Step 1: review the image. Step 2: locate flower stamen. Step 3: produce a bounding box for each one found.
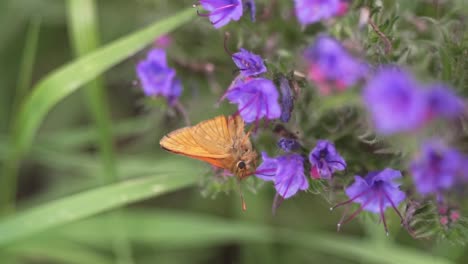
[382,189,404,223]
[330,190,367,211]
[197,3,237,17]
[379,192,389,236]
[338,198,373,230]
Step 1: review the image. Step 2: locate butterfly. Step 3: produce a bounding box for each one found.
[160,114,258,178]
[159,115,258,209]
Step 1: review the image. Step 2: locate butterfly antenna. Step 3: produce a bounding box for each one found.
[236,178,247,211]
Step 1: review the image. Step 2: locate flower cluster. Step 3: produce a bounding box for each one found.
[256,139,346,199]
[199,0,353,28]
[231,48,267,77]
[303,35,368,95]
[223,48,282,125]
[332,169,406,234]
[363,66,464,135]
[137,1,468,239]
[309,140,346,180]
[410,141,468,197]
[438,206,461,228]
[294,0,350,26]
[256,152,309,199]
[136,48,183,105]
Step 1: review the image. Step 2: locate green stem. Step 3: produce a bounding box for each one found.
[14,17,41,110]
[66,0,133,263]
[0,17,41,215]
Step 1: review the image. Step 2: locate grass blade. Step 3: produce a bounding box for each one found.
[56,210,453,264]
[13,16,41,115]
[50,210,451,264]
[0,166,202,246]
[66,0,134,263]
[5,239,113,264]
[13,7,194,157]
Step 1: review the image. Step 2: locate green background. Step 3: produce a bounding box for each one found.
[0,0,467,263]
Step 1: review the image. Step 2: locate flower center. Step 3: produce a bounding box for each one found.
[319,148,328,158]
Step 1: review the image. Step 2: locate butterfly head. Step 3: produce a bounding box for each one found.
[232,146,258,179]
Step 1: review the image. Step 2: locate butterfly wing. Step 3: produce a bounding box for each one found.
[191,115,236,154]
[159,115,237,169]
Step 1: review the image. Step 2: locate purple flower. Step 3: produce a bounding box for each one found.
[232,48,267,77]
[244,0,256,22]
[332,168,406,234]
[277,138,301,152]
[294,0,349,26]
[410,142,464,196]
[363,67,426,134]
[136,49,182,105]
[425,83,464,119]
[199,0,243,28]
[225,78,281,124]
[256,152,308,199]
[309,140,346,179]
[304,35,367,95]
[279,76,294,122]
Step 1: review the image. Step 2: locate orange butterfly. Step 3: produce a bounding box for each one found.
[159,115,258,209]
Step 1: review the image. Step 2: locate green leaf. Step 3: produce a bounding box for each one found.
[0,164,202,246]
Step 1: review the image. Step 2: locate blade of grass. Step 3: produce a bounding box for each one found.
[0,7,195,214]
[5,238,113,264]
[66,1,114,182]
[56,210,453,264]
[66,1,133,263]
[13,7,194,155]
[0,164,202,246]
[0,17,41,216]
[13,16,41,116]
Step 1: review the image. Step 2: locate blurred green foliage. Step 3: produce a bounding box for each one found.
[0,0,467,263]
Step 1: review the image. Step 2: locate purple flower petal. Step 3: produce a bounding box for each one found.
[244,0,256,22]
[255,152,278,181]
[308,139,346,179]
[279,76,294,123]
[294,0,348,26]
[425,83,464,119]
[334,168,406,234]
[363,66,426,134]
[344,169,406,213]
[304,35,367,94]
[274,154,308,199]
[136,48,182,105]
[277,138,301,152]
[226,78,281,123]
[255,153,308,199]
[200,0,243,28]
[232,48,267,77]
[410,142,463,196]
